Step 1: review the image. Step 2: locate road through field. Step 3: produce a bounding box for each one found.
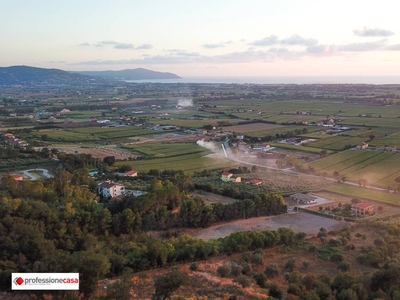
[222,140,389,193]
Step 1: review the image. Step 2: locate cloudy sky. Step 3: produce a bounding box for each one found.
[1,0,400,77]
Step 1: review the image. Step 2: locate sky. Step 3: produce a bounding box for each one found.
[1,0,400,77]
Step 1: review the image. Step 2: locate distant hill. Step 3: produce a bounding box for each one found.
[74,68,181,80]
[0,65,105,85]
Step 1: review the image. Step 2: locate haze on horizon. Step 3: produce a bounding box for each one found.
[1,0,400,78]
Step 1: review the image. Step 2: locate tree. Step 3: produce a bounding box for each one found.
[152,269,188,300]
[103,156,116,166]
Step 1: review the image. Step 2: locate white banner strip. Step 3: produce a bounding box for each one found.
[12,273,79,290]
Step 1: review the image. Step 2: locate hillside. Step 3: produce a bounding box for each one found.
[0,65,105,85]
[74,68,181,80]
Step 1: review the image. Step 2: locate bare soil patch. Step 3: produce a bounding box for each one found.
[191,212,347,241]
[192,190,238,205]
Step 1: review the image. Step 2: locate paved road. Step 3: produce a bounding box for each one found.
[23,168,52,180]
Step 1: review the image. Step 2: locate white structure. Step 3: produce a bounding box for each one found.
[97,180,125,198]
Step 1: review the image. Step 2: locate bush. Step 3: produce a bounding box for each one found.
[217,265,231,278]
[330,254,344,263]
[233,275,252,288]
[253,272,267,288]
[337,261,350,272]
[230,264,243,277]
[265,264,279,278]
[251,253,264,265]
[190,263,199,271]
[284,258,296,272]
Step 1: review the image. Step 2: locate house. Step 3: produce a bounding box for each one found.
[221,171,233,182]
[352,202,374,216]
[97,180,125,198]
[60,109,71,114]
[357,142,369,150]
[248,179,262,185]
[3,133,15,139]
[291,193,317,204]
[230,175,241,183]
[220,171,241,183]
[13,175,24,181]
[125,170,138,177]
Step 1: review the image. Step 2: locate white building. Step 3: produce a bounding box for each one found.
[97,180,125,198]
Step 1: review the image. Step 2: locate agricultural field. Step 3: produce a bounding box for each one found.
[122,142,207,158]
[268,142,329,154]
[306,135,366,151]
[305,150,400,187]
[326,185,400,205]
[153,118,243,128]
[115,152,236,173]
[31,126,156,142]
[194,169,331,196]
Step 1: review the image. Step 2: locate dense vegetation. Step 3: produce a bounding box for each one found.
[0,167,288,298]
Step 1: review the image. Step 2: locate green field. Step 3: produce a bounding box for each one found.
[327,185,400,204]
[32,126,156,142]
[115,152,236,173]
[123,142,207,158]
[307,136,366,151]
[307,150,400,187]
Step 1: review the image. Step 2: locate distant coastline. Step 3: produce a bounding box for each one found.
[127,76,400,85]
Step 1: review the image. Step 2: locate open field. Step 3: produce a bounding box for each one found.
[192,190,239,205]
[307,135,366,150]
[32,126,156,142]
[306,150,400,187]
[191,212,347,241]
[326,185,400,204]
[115,152,237,173]
[122,142,207,158]
[223,122,284,133]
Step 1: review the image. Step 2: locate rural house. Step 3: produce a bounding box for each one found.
[124,170,138,177]
[357,142,369,150]
[97,180,125,198]
[352,202,374,216]
[220,171,241,183]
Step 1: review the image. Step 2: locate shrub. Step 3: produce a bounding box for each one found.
[253,272,267,288]
[284,258,296,272]
[190,263,199,271]
[233,275,252,288]
[251,253,264,265]
[217,265,231,278]
[230,264,243,277]
[265,264,279,278]
[337,261,350,272]
[330,254,344,263]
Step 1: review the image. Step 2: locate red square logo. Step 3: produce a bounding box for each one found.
[14,277,24,285]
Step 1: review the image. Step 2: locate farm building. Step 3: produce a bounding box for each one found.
[221,171,241,183]
[125,170,138,177]
[97,180,125,198]
[357,142,369,150]
[248,179,262,185]
[291,193,317,204]
[352,202,374,216]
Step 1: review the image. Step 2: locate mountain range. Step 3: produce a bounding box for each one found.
[0,66,181,85]
[75,68,181,80]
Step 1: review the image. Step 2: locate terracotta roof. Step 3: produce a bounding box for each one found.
[353,202,374,209]
[125,170,137,175]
